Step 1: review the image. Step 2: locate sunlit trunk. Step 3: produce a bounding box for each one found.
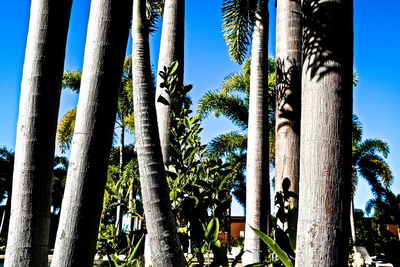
[295,0,353,266]
[275,0,301,207]
[51,0,131,266]
[132,0,186,265]
[155,0,185,163]
[243,0,270,265]
[4,1,71,266]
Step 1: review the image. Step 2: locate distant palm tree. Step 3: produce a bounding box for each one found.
[198,58,276,207]
[350,116,393,243]
[366,190,400,226]
[351,116,393,196]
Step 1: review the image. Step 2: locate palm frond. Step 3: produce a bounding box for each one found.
[365,198,376,215]
[57,108,77,153]
[357,138,390,158]
[220,72,249,97]
[352,115,363,146]
[62,70,82,92]
[358,154,393,188]
[197,91,249,130]
[146,0,164,33]
[222,0,257,64]
[208,131,247,156]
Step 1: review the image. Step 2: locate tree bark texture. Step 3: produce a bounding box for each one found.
[4,1,72,266]
[275,0,301,207]
[295,1,353,266]
[155,0,185,163]
[243,1,270,265]
[51,1,131,266]
[132,0,186,266]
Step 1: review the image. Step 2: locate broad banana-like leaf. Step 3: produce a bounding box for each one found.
[250,226,294,267]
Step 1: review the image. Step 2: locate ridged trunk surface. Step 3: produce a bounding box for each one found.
[51,1,131,266]
[4,1,72,266]
[295,0,353,266]
[275,0,301,207]
[132,0,186,266]
[243,1,270,265]
[155,0,185,163]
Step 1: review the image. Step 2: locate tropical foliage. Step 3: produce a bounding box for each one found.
[197,58,276,207]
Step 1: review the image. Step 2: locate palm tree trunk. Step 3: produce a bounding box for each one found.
[128,187,135,233]
[243,0,270,265]
[132,0,186,265]
[51,1,131,266]
[295,1,353,266]
[275,0,301,207]
[115,125,125,233]
[0,195,10,236]
[4,1,72,266]
[350,197,356,245]
[155,0,185,163]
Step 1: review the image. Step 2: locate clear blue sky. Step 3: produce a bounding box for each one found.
[0,0,399,215]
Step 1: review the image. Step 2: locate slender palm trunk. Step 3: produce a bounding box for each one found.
[155,0,185,163]
[295,1,353,266]
[4,1,71,266]
[0,195,10,236]
[115,126,125,232]
[243,0,270,265]
[275,0,301,207]
[350,197,356,245]
[132,0,185,265]
[128,187,135,232]
[51,1,131,266]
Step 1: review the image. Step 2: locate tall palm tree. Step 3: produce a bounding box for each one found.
[155,0,185,164]
[131,0,185,265]
[295,0,353,266]
[242,1,270,264]
[51,0,131,265]
[350,116,393,243]
[4,1,72,266]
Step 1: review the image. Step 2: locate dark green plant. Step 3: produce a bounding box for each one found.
[250,227,293,267]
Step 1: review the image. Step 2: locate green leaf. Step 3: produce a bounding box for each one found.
[169,61,179,75]
[250,226,294,267]
[127,234,144,263]
[205,217,220,244]
[288,203,298,251]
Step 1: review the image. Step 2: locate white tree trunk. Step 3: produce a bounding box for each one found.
[51,1,131,266]
[4,1,72,266]
[350,198,356,245]
[155,0,185,163]
[275,0,301,207]
[295,1,353,266]
[243,1,270,265]
[132,0,186,265]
